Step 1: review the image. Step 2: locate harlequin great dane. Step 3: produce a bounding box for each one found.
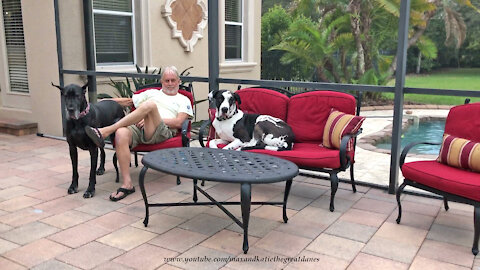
[208,89,294,151]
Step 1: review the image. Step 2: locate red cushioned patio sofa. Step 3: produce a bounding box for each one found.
[199,87,363,211]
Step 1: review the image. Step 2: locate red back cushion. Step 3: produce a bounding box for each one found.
[287,91,357,143]
[444,102,480,142]
[236,88,289,121]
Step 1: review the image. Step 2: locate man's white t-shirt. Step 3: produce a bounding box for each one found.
[132,89,194,119]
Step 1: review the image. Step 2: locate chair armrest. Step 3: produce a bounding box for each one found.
[339,129,362,169]
[181,119,190,147]
[399,141,441,167]
[198,119,211,148]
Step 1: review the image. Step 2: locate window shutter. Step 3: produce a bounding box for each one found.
[2,0,29,93]
[93,0,133,64]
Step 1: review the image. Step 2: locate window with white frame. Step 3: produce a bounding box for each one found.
[1,0,29,93]
[93,0,135,65]
[225,0,242,61]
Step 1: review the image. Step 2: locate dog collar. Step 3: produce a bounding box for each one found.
[72,103,90,120]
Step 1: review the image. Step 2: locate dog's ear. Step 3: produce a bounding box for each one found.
[81,82,88,93]
[208,89,219,102]
[233,92,241,105]
[51,82,64,94]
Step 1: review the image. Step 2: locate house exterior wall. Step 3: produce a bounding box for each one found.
[0,0,261,137]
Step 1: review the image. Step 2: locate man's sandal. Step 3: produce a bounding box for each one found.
[109,187,135,201]
[85,126,105,148]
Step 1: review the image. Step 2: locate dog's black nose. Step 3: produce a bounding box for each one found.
[221,107,228,114]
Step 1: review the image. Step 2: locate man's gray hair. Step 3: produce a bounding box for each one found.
[161,66,180,79]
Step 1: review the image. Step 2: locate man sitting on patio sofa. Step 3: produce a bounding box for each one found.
[85,66,193,201]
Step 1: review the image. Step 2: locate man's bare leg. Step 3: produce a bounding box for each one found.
[97,101,162,139]
[111,127,135,199]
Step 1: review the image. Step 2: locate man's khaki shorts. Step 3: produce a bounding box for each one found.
[128,121,177,149]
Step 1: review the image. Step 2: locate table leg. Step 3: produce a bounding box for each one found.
[139,166,149,227]
[240,183,251,254]
[193,179,198,202]
[283,179,293,223]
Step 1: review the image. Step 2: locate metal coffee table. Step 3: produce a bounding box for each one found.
[138,147,299,253]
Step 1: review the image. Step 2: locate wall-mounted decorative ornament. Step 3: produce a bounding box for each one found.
[162,0,208,52]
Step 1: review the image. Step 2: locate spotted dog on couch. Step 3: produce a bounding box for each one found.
[208,89,294,151]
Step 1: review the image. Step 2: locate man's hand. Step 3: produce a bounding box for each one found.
[136,119,145,129]
[109,98,133,107]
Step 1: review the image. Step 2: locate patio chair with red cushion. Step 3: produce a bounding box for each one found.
[396,101,480,255]
[112,83,194,185]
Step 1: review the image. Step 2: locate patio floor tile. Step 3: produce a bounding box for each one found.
[339,208,388,228]
[2,238,70,268]
[306,233,364,262]
[0,186,37,201]
[168,246,233,270]
[224,246,286,270]
[178,213,233,236]
[113,243,178,270]
[0,237,19,254]
[48,223,109,248]
[226,216,281,238]
[398,200,441,216]
[0,257,27,270]
[130,212,185,234]
[35,197,85,215]
[87,211,140,232]
[435,211,473,231]
[30,259,80,270]
[250,205,297,221]
[310,195,356,213]
[56,242,124,269]
[427,224,474,248]
[149,228,209,253]
[362,235,419,264]
[409,256,470,270]
[27,187,69,201]
[255,230,311,257]
[97,226,157,251]
[0,196,42,212]
[352,198,397,215]
[387,210,435,230]
[40,210,96,230]
[417,239,474,268]
[0,221,59,245]
[0,207,53,227]
[375,222,428,246]
[273,215,328,239]
[346,253,408,270]
[325,220,377,243]
[284,250,349,270]
[201,229,259,255]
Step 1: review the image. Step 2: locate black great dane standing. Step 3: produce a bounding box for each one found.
[52,83,124,198]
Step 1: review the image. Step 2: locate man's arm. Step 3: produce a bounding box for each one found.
[103,97,133,107]
[163,112,190,130]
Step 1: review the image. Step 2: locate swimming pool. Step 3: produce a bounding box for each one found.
[375,119,446,155]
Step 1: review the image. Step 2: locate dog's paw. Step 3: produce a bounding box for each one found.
[96,167,105,175]
[83,189,95,198]
[67,185,78,194]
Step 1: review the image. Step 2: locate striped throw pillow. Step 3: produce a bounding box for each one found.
[437,134,480,172]
[323,109,365,150]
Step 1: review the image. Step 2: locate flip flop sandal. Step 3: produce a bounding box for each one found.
[85,126,105,148]
[109,187,135,202]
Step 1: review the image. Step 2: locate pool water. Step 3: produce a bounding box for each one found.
[375,120,446,155]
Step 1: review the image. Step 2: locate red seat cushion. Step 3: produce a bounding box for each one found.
[287,91,357,143]
[402,160,480,201]
[131,134,186,152]
[246,142,354,169]
[237,88,289,121]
